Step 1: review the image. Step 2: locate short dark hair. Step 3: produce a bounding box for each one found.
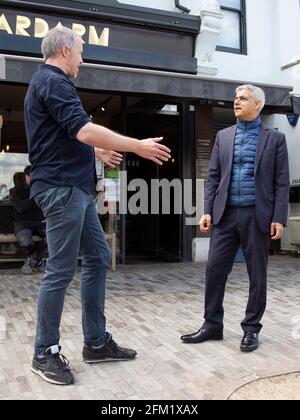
[24,165,31,177]
[13,172,25,187]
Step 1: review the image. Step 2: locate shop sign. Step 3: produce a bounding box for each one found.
[0,8,110,49]
[0,7,194,71]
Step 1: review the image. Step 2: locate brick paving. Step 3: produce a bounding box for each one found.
[0,256,299,400]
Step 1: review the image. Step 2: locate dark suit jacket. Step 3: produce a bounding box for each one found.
[204,123,290,233]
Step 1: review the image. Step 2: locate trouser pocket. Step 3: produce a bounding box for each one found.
[34,186,74,217]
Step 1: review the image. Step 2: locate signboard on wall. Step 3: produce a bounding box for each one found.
[0,6,196,73]
[195,138,212,180]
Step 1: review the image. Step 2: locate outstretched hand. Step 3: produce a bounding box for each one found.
[136,137,171,165]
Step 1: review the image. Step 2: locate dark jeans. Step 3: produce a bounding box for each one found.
[15,222,47,262]
[34,186,111,354]
[203,206,270,334]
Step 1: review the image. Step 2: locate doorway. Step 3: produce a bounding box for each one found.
[124,105,183,263]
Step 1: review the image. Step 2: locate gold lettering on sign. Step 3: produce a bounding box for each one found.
[16,15,31,36]
[89,26,109,46]
[34,18,49,38]
[72,23,86,43]
[0,12,111,47]
[0,13,13,34]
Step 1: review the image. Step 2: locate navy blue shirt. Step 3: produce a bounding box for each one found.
[24,64,96,198]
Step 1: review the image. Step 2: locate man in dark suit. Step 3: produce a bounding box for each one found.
[181,85,290,352]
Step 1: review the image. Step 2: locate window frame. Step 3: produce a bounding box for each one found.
[216,0,247,55]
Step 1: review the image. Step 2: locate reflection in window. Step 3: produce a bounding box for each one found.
[217,0,246,54]
[220,0,241,9]
[219,10,241,50]
[0,153,29,201]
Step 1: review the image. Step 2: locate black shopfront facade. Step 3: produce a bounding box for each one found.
[0,0,293,265]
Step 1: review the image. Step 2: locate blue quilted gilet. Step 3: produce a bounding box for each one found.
[227,117,261,207]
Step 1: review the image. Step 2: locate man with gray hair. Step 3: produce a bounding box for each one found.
[181,85,289,352]
[24,26,171,385]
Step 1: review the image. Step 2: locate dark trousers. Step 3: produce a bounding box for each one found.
[15,222,47,262]
[203,206,270,334]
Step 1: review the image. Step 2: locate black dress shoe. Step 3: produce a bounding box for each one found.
[181,328,223,344]
[240,332,259,352]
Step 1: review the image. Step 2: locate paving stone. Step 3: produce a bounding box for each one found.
[0,256,300,399]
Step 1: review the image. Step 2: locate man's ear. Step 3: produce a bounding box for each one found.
[61,45,69,58]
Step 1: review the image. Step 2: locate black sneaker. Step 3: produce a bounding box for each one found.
[34,259,46,273]
[31,345,74,385]
[83,335,137,364]
[21,256,35,275]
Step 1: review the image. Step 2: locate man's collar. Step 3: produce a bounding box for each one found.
[237,116,262,129]
[40,64,67,77]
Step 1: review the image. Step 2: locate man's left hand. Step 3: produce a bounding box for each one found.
[270,222,284,240]
[95,148,123,168]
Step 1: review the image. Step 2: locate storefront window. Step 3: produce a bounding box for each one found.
[94,163,121,269]
[0,153,29,202]
[0,153,29,256]
[217,0,247,54]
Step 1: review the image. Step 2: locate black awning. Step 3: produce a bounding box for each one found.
[75,68,293,110]
[292,96,300,114]
[1,56,293,110]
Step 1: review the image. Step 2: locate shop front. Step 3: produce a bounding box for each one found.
[0,0,293,265]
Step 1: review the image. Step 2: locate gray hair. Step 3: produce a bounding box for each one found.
[236,84,266,112]
[41,26,81,60]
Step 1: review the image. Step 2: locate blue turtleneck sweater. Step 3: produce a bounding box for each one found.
[227,116,261,207]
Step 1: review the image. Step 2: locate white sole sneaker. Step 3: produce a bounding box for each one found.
[31,366,74,385]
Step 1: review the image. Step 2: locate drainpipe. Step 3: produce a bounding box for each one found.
[175,0,191,14]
